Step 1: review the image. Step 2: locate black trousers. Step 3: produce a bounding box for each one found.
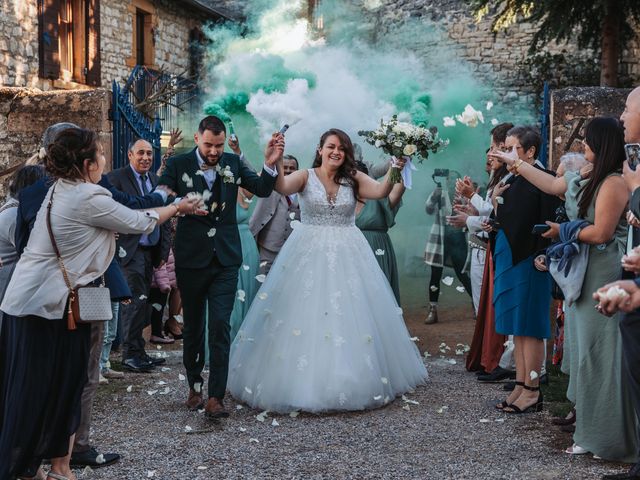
[429,230,472,302]
[120,248,154,361]
[621,309,640,460]
[176,256,238,400]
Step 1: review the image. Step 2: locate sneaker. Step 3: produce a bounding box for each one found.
[102,368,125,379]
[98,373,109,385]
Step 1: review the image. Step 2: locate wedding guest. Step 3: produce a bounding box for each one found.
[108,139,172,373]
[489,125,560,415]
[249,154,301,275]
[158,115,281,419]
[0,127,201,480]
[496,118,635,459]
[355,160,405,303]
[227,135,261,340]
[424,170,472,324]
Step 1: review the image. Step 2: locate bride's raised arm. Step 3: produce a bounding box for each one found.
[355,161,404,199]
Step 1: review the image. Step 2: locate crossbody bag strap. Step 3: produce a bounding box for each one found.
[46,183,77,329]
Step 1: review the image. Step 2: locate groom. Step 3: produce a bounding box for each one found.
[159,116,283,418]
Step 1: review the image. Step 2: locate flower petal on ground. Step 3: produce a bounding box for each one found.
[255,274,266,283]
[442,276,454,286]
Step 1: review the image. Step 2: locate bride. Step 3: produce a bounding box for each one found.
[228,128,427,413]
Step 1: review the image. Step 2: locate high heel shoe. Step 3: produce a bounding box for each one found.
[163,322,183,340]
[503,384,543,414]
[495,381,524,410]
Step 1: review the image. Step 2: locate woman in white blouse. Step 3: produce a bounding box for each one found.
[0,127,201,480]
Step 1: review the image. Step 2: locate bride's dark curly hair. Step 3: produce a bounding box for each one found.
[311,128,360,200]
[45,127,100,180]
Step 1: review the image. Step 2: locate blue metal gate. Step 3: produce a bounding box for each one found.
[539,81,550,167]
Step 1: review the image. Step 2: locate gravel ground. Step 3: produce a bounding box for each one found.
[84,349,629,480]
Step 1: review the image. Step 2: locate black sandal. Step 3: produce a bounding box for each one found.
[503,384,543,414]
[495,381,524,410]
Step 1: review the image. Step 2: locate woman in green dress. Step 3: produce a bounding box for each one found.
[494,117,637,462]
[355,162,405,304]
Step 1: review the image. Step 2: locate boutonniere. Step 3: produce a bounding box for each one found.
[216,165,235,184]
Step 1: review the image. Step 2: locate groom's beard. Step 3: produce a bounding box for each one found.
[198,147,220,167]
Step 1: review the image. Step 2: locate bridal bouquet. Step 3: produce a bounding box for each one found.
[358,116,448,184]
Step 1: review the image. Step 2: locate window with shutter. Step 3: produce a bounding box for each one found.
[126,0,156,69]
[38,0,61,80]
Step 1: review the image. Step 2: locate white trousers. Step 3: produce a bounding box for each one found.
[470,248,486,315]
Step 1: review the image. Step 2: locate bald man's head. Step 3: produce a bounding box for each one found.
[621,87,640,143]
[128,138,153,174]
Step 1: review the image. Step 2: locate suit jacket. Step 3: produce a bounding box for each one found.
[158,148,277,269]
[249,191,300,251]
[107,167,171,268]
[495,164,562,265]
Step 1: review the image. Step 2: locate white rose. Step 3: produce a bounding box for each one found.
[375,139,384,148]
[403,144,417,156]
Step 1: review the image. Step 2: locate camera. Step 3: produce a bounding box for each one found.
[432,168,450,186]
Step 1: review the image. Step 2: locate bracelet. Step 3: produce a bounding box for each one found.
[172,203,181,216]
[514,159,524,174]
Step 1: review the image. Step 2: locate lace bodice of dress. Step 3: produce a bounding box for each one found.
[299,169,356,226]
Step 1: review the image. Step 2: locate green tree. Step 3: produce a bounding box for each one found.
[467,0,640,87]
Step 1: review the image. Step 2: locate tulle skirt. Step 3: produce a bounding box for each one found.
[228,222,427,413]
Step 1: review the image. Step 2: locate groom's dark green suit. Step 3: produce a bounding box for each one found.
[159,148,277,399]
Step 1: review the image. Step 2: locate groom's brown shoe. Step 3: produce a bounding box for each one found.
[204,397,229,419]
[185,389,204,411]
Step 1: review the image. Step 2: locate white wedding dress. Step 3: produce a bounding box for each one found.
[228,169,428,413]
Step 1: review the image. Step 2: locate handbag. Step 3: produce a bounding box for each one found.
[46,183,112,330]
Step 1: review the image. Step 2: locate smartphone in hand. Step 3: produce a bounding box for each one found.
[625,143,640,170]
[532,224,551,235]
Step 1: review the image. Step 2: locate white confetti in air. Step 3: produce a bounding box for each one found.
[271,419,280,427]
[456,286,466,293]
[207,228,216,237]
[126,385,132,392]
[242,265,250,271]
[195,170,204,176]
[430,286,439,292]
[152,303,162,311]
[95,454,105,464]
[118,247,127,258]
[221,202,226,211]
[289,212,296,219]
[236,177,242,185]
[147,470,156,478]
[289,411,300,418]
[530,370,539,380]
[486,101,494,111]
[255,274,266,283]
[491,118,499,126]
[147,390,158,395]
[181,173,193,187]
[258,292,268,300]
[237,290,246,302]
[442,276,454,286]
[139,294,147,300]
[375,249,385,256]
[443,116,456,127]
[410,336,419,342]
[184,426,193,433]
[292,329,301,336]
[260,261,268,267]
[245,387,253,394]
[381,377,388,384]
[373,395,382,401]
[249,438,259,443]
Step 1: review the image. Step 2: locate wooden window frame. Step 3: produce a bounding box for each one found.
[126,0,157,69]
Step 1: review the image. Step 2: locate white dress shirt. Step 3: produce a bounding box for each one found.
[1,179,159,319]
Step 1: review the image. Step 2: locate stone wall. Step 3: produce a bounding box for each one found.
[0,0,41,89]
[549,87,631,170]
[0,87,112,187]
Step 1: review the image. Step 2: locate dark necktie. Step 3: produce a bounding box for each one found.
[140,174,160,245]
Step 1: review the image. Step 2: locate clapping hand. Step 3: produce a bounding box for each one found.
[454,203,478,216]
[446,212,468,229]
[264,132,285,168]
[455,176,475,199]
[491,181,510,209]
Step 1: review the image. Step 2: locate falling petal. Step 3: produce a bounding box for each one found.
[491,118,499,126]
[147,470,156,478]
[258,293,268,300]
[126,385,133,392]
[486,101,494,111]
[239,427,247,432]
[236,177,242,185]
[410,336,419,342]
[289,411,300,418]
[152,303,162,311]
[381,377,388,384]
[245,387,253,394]
[207,228,216,237]
[375,249,385,256]
[402,404,411,411]
[456,286,466,293]
[443,116,456,127]
[242,265,250,271]
[181,173,193,188]
[179,374,186,381]
[430,285,438,292]
[139,294,147,300]
[442,276,454,286]
[373,395,382,401]
[271,419,280,427]
[237,290,246,302]
[530,370,539,380]
[118,247,127,258]
[195,170,205,176]
[255,274,266,283]
[197,466,208,471]
[292,329,302,336]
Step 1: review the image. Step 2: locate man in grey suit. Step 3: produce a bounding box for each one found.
[249,154,301,275]
[108,139,171,372]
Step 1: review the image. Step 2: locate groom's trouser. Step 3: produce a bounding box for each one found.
[176,256,238,400]
[620,309,640,458]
